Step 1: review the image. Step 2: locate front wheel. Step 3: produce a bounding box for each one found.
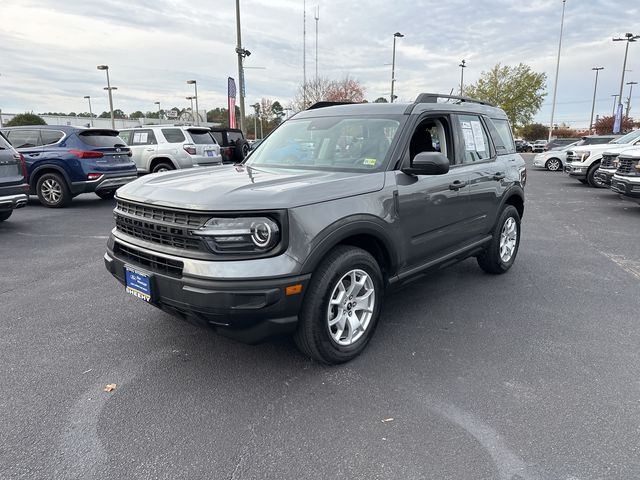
[587,164,605,188]
[477,205,521,274]
[545,158,562,171]
[294,246,383,364]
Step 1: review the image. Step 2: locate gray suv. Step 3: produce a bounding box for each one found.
[105,94,526,364]
[0,132,28,221]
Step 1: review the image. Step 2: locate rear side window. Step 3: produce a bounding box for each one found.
[210,132,223,144]
[130,130,157,146]
[119,130,133,144]
[79,131,127,147]
[187,130,215,145]
[41,130,64,146]
[7,130,41,148]
[161,128,186,143]
[227,132,243,144]
[457,115,492,163]
[586,137,615,145]
[488,118,515,154]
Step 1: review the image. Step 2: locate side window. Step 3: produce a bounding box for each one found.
[227,132,243,145]
[161,128,186,143]
[457,115,492,163]
[7,130,42,149]
[119,130,133,144]
[488,118,515,154]
[130,129,157,146]
[211,132,223,144]
[408,116,453,164]
[40,130,64,146]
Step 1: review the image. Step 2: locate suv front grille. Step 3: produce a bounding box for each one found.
[616,157,639,175]
[115,200,210,254]
[114,243,183,277]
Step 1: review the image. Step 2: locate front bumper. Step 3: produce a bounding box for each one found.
[104,239,310,343]
[71,172,138,194]
[0,193,28,211]
[594,168,615,186]
[611,175,640,201]
[564,163,587,179]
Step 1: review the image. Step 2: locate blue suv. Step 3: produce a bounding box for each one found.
[1,125,137,207]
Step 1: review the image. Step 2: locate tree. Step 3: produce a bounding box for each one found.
[374,97,389,103]
[130,111,144,119]
[98,111,110,118]
[464,63,547,127]
[271,101,284,121]
[326,77,365,103]
[594,115,635,135]
[519,123,548,141]
[292,77,365,111]
[551,126,582,138]
[5,113,46,127]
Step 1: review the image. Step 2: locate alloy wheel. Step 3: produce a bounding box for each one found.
[499,217,517,263]
[41,179,62,204]
[327,269,376,346]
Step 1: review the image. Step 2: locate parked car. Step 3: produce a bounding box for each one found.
[0,131,29,221]
[515,139,532,153]
[531,139,548,153]
[565,129,640,187]
[1,126,137,207]
[118,125,221,174]
[544,138,576,151]
[209,128,249,163]
[610,149,640,204]
[594,149,630,187]
[105,93,526,364]
[533,135,618,171]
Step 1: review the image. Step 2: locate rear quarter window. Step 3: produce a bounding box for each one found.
[488,118,516,154]
[40,130,64,146]
[161,128,186,143]
[79,131,127,147]
[119,130,133,144]
[227,132,244,144]
[187,130,216,145]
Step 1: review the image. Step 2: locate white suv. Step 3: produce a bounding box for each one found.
[119,126,222,174]
[565,129,640,187]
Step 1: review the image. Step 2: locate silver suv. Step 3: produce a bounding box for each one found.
[119,126,222,174]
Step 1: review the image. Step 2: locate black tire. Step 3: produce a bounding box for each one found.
[36,172,71,208]
[587,164,605,188]
[545,158,562,171]
[578,179,588,184]
[477,205,521,274]
[95,190,115,200]
[233,139,248,163]
[151,162,174,173]
[0,210,13,222]
[294,246,384,364]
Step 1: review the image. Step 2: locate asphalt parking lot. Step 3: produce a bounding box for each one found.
[1,153,639,480]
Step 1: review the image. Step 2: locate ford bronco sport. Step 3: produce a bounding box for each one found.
[105,94,526,364]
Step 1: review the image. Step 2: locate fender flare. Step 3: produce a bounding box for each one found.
[29,163,72,189]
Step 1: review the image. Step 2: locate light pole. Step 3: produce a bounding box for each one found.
[613,33,639,130]
[154,101,161,120]
[459,59,467,96]
[390,32,404,103]
[548,0,567,142]
[314,5,319,81]
[589,67,604,132]
[252,103,260,139]
[626,81,638,118]
[97,65,115,130]
[235,0,248,133]
[186,80,199,125]
[83,95,94,127]
[186,96,195,123]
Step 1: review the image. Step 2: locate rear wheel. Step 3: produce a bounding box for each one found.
[151,162,174,173]
[477,205,520,274]
[0,211,13,222]
[587,164,605,188]
[95,190,115,200]
[36,172,71,208]
[294,246,383,364]
[545,158,562,171]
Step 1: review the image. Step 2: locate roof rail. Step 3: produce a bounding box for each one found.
[414,93,495,107]
[307,101,354,110]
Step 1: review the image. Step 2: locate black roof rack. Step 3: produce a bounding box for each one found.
[307,101,354,110]
[414,93,495,107]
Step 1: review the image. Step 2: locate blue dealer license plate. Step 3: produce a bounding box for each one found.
[125,267,152,302]
[206,150,214,157]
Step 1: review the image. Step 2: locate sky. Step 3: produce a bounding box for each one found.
[1,0,640,128]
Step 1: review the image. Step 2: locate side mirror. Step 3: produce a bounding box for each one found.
[402,151,450,176]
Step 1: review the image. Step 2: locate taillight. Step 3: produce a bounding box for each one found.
[87,173,103,180]
[69,149,104,159]
[183,144,197,155]
[127,150,132,157]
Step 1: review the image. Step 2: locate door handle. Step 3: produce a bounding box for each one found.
[27,153,40,157]
[145,148,154,152]
[449,180,467,190]
[493,172,506,180]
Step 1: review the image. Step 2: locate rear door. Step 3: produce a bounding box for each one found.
[0,133,24,190]
[5,129,43,168]
[128,129,157,172]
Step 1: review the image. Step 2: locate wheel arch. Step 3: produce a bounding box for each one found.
[501,187,524,220]
[149,157,177,172]
[30,165,71,192]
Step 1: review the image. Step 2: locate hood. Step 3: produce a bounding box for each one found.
[569,143,630,154]
[116,164,385,211]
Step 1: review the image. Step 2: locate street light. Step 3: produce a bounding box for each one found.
[626,81,638,118]
[186,80,199,125]
[154,101,161,120]
[459,59,467,96]
[612,32,639,131]
[83,95,94,127]
[548,0,567,142]
[589,67,604,132]
[390,32,404,103]
[97,65,115,129]
[186,96,195,123]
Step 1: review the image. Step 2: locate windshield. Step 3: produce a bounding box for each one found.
[611,129,640,144]
[245,115,403,172]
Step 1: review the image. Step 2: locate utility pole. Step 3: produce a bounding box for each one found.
[459,59,467,96]
[548,0,567,142]
[626,81,638,118]
[589,67,604,132]
[314,5,319,81]
[612,33,639,131]
[97,65,115,130]
[83,96,94,127]
[390,32,404,103]
[235,0,247,133]
[303,0,307,108]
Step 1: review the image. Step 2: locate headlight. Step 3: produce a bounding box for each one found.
[579,151,591,162]
[191,216,280,254]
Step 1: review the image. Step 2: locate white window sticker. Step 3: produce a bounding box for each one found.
[133,132,149,144]
[462,127,476,151]
[470,121,486,152]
